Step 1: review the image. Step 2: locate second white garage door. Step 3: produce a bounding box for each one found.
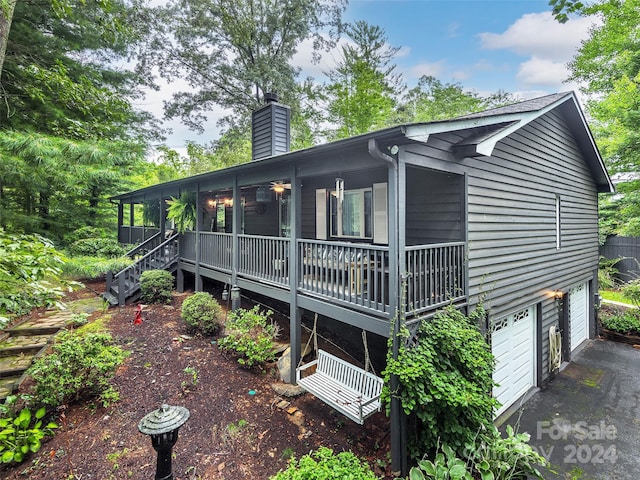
[492,306,536,417]
[569,282,589,352]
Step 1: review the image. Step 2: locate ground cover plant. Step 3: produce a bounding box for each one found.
[271,446,379,480]
[599,305,640,335]
[0,405,57,465]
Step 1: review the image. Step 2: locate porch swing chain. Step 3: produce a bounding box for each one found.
[362,330,376,377]
[297,314,319,368]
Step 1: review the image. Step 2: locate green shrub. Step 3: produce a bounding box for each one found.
[621,279,640,309]
[383,306,497,459]
[62,255,134,280]
[64,226,103,246]
[140,270,174,304]
[218,306,279,367]
[600,308,640,334]
[0,407,57,464]
[270,446,379,480]
[69,237,127,258]
[27,331,128,408]
[181,292,223,335]
[598,256,621,290]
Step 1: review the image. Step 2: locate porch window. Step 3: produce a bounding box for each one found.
[330,188,372,239]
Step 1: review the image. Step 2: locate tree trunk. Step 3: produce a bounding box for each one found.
[0,0,17,81]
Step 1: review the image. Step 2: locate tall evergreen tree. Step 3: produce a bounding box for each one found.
[325,21,402,139]
[0,0,158,142]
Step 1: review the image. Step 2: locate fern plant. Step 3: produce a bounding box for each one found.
[166,192,197,233]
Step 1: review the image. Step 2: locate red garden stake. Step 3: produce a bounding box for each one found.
[134,304,143,325]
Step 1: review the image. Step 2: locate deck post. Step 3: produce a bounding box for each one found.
[387,147,408,476]
[176,268,184,293]
[117,203,124,243]
[289,164,301,384]
[231,176,241,309]
[129,203,135,244]
[195,183,202,292]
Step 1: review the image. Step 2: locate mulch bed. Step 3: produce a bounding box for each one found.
[1,281,392,479]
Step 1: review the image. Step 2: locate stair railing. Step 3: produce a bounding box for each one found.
[107,233,180,306]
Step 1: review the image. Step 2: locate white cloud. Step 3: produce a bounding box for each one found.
[478,11,597,62]
[407,60,446,79]
[516,56,569,87]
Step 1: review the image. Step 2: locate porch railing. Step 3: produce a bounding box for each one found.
[239,235,290,286]
[298,240,391,313]
[118,226,160,245]
[201,232,233,272]
[405,241,466,315]
[106,233,179,305]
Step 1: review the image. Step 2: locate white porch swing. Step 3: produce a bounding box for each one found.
[295,315,384,425]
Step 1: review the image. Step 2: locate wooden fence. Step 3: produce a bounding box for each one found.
[600,236,640,281]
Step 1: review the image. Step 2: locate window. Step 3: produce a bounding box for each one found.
[330,188,372,239]
[555,194,561,250]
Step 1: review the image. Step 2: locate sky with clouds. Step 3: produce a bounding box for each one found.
[139,0,598,152]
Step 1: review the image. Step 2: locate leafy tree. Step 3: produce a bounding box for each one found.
[325,21,402,139]
[144,0,346,132]
[1,0,158,142]
[398,76,516,124]
[558,0,640,236]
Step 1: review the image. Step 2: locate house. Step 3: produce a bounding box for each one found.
[108,91,613,471]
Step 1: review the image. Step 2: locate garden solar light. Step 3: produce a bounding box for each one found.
[138,404,190,480]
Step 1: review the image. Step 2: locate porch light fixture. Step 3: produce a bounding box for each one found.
[231,285,241,311]
[256,185,272,203]
[554,289,563,299]
[138,404,190,480]
[224,198,233,207]
[207,199,216,209]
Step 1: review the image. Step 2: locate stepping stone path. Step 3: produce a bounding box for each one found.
[0,296,105,401]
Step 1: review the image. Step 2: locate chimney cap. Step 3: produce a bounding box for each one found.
[264,92,278,104]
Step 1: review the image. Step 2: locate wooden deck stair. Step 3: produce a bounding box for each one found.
[103,232,180,306]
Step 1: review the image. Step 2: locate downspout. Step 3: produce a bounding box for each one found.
[367,139,407,477]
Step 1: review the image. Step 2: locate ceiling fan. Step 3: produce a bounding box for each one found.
[270,181,291,193]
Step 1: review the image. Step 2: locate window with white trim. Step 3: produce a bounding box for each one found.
[330,188,372,239]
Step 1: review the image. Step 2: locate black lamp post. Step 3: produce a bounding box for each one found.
[138,404,190,480]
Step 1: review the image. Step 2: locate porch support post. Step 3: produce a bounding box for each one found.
[176,269,184,293]
[117,203,124,243]
[195,183,202,292]
[159,190,166,238]
[386,148,407,477]
[129,203,134,244]
[231,176,241,309]
[289,164,301,384]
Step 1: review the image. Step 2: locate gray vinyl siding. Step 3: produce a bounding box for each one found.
[462,110,598,383]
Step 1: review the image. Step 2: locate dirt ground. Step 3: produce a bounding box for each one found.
[1,280,392,480]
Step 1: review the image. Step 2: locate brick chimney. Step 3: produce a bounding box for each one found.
[251,92,291,161]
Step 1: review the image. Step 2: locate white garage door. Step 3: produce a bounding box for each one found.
[569,283,589,352]
[492,307,535,417]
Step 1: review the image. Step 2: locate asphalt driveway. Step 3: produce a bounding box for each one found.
[503,339,640,479]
